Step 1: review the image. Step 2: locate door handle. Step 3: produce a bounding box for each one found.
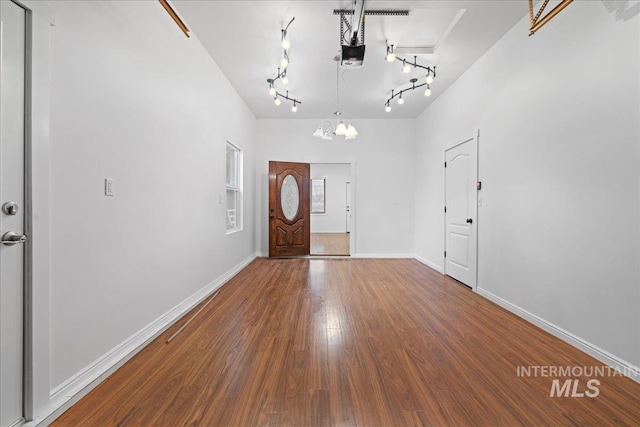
[1,231,28,246]
[466,218,473,224]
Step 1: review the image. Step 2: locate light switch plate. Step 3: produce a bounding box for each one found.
[105,178,114,196]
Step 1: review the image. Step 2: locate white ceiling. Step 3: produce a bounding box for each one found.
[173,1,528,119]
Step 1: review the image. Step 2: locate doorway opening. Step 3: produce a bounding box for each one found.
[310,163,352,256]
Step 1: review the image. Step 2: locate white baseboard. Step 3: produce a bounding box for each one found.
[28,253,257,427]
[414,255,444,273]
[351,253,415,259]
[477,287,640,383]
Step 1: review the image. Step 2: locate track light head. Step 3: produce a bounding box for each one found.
[386,43,396,62]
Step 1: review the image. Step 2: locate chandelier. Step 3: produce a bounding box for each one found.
[313,57,358,141]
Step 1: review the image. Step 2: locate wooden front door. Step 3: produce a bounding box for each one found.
[269,161,310,257]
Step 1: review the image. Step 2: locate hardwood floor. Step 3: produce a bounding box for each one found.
[52,259,640,426]
[311,233,350,256]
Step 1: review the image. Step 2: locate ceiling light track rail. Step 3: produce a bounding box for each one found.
[395,55,436,75]
[385,77,433,112]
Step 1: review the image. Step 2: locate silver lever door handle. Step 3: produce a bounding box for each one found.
[2,231,28,246]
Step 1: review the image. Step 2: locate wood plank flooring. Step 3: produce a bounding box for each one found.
[52,259,640,426]
[311,233,350,256]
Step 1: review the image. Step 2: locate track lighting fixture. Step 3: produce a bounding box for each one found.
[266,18,301,112]
[385,76,438,110]
[383,43,438,111]
[386,43,437,81]
[267,77,301,110]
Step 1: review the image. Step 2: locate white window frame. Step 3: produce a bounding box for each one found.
[225,141,243,233]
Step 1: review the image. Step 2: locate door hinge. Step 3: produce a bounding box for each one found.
[444,161,447,168]
[444,251,447,258]
[444,206,447,213]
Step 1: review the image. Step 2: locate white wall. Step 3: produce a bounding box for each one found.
[310,163,351,233]
[415,2,640,367]
[49,1,256,389]
[256,119,415,256]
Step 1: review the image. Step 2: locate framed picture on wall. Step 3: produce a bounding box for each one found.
[311,178,326,214]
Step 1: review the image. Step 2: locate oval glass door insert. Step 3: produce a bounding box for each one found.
[281,174,300,220]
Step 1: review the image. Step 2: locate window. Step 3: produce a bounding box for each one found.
[226,141,242,232]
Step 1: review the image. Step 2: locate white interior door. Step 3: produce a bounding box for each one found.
[445,136,477,288]
[1,1,27,425]
[345,181,351,233]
